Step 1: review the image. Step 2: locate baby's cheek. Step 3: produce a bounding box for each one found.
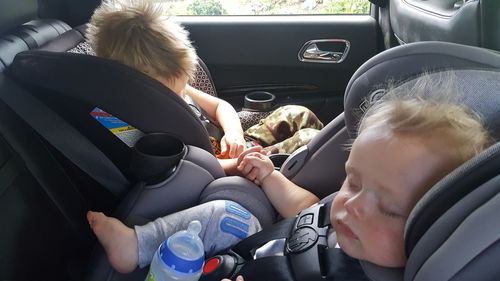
[370,227,406,266]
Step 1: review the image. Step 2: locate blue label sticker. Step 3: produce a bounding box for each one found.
[90,107,130,130]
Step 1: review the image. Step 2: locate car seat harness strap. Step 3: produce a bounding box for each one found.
[201,199,369,281]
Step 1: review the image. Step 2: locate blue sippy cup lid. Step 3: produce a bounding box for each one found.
[159,221,204,274]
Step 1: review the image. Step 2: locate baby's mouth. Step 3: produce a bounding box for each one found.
[336,219,359,240]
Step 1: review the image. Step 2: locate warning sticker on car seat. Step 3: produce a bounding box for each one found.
[90,108,144,147]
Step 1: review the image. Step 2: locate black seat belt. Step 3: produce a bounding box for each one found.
[0,75,129,197]
[201,199,370,281]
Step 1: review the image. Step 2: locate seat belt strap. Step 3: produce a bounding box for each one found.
[0,76,129,196]
[237,256,294,281]
[211,196,371,281]
[233,217,296,259]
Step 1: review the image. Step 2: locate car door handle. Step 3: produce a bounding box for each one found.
[298,39,350,63]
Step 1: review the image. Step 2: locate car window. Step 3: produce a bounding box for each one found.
[159,0,370,16]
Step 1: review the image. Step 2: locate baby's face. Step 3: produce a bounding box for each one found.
[330,125,453,267]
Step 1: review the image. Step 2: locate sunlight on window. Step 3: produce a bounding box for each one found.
[157,0,370,16]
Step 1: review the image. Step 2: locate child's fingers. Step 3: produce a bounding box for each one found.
[246,167,260,182]
[220,139,228,155]
[229,141,245,158]
[238,162,254,176]
[238,146,262,160]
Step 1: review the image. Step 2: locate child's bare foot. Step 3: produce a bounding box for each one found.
[87,211,138,273]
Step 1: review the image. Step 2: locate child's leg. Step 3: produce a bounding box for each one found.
[87,211,138,274]
[245,105,323,147]
[88,200,261,272]
[134,200,261,268]
[262,128,321,154]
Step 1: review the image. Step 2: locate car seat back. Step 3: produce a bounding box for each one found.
[7,50,214,180]
[383,0,500,51]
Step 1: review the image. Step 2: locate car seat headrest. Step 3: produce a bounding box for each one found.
[343,41,500,139]
[7,50,214,153]
[404,141,500,280]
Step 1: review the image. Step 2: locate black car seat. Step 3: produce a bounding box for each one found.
[63,29,272,131]
[373,0,500,51]
[6,24,285,183]
[0,18,275,281]
[34,23,271,131]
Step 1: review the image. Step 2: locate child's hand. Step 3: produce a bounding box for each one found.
[220,134,246,158]
[236,146,265,166]
[237,151,274,185]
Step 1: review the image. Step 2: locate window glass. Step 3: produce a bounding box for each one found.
[158,0,370,16]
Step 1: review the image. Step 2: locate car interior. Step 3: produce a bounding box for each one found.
[1,0,500,280]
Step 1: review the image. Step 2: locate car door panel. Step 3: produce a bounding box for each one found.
[180,15,379,122]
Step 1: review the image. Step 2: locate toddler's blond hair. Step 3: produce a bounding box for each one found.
[359,73,493,166]
[87,0,198,82]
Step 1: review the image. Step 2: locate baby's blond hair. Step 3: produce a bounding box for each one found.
[359,73,493,166]
[87,0,198,82]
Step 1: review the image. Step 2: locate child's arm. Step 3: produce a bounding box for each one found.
[238,153,320,218]
[185,85,245,158]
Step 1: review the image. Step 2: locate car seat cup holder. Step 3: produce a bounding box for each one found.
[243,91,276,112]
[130,133,186,185]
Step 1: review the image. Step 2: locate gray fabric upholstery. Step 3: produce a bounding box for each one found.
[408,173,500,281]
[405,142,500,259]
[284,113,349,199]
[343,42,500,139]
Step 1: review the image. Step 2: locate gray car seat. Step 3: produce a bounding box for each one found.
[270,41,500,281]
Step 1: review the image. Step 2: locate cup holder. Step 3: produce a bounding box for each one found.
[130,133,186,185]
[269,153,290,171]
[244,91,276,112]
